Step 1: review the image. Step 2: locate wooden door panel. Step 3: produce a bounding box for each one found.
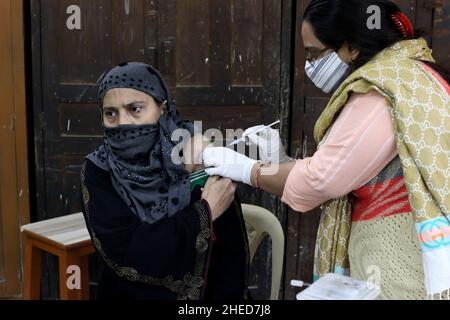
[176,0,211,86]
[173,0,281,132]
[57,1,113,84]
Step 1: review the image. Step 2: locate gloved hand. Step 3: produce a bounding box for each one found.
[243,125,293,163]
[202,147,257,186]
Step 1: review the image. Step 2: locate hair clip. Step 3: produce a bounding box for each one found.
[391,12,414,38]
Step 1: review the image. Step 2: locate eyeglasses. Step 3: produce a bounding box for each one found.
[305,47,332,62]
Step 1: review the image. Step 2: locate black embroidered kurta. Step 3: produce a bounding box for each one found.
[80,159,250,300]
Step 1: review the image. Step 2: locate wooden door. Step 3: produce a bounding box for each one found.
[285,0,450,299]
[0,0,30,298]
[31,0,286,299]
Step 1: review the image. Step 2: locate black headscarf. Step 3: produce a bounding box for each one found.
[86,62,194,224]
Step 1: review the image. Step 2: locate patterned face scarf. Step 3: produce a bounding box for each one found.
[313,38,450,296]
[87,62,194,224]
[105,124,159,164]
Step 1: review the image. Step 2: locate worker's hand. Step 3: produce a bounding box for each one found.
[243,125,293,163]
[202,147,257,186]
[201,176,237,221]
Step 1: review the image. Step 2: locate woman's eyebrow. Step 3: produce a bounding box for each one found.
[125,101,146,107]
[103,106,118,111]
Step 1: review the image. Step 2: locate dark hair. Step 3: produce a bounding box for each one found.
[304,0,449,82]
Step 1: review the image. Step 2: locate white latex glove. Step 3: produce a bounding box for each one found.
[202,147,257,186]
[244,125,293,163]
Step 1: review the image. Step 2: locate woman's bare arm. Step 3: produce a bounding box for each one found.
[249,161,296,197]
[184,133,211,173]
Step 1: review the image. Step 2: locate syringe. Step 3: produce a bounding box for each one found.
[228,120,280,146]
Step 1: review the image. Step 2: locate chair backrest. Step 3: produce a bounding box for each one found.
[241,204,284,300]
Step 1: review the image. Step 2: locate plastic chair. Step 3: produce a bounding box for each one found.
[241,204,284,300]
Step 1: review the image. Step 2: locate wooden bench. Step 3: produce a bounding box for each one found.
[21,212,94,300]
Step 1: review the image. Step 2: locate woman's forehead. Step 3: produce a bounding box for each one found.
[103,88,155,106]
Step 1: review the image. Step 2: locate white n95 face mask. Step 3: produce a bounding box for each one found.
[305,52,350,94]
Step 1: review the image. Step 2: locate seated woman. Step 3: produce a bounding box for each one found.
[79,62,250,300]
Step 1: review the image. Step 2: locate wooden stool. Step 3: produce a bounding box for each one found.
[21,212,94,300]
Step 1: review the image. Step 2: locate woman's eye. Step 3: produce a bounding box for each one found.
[104,111,116,118]
[306,51,317,60]
[131,106,143,113]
